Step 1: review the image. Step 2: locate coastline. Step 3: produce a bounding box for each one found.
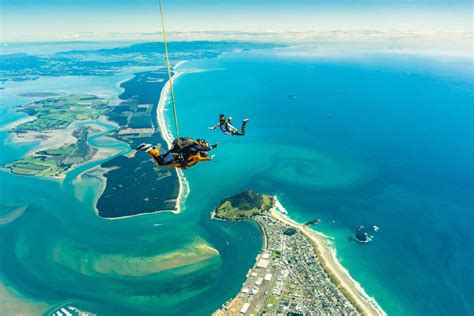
[3,116,123,181]
[80,68,186,220]
[1,116,37,131]
[156,67,189,214]
[3,139,121,181]
[83,164,179,221]
[3,67,188,216]
[270,197,386,316]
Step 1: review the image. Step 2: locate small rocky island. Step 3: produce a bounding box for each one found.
[355,225,371,243]
[305,218,321,226]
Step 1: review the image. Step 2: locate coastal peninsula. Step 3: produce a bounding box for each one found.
[213,190,383,315]
[95,70,180,218]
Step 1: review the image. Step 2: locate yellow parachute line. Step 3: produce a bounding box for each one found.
[158,0,179,136]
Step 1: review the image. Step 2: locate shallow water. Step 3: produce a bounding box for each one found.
[0,71,262,315]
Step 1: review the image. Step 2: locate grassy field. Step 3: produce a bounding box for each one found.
[14,94,108,132]
[5,94,106,177]
[5,156,66,177]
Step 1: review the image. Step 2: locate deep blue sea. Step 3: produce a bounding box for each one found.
[0,47,472,315]
[171,49,473,315]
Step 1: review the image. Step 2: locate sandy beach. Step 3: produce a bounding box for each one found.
[156,68,189,214]
[1,116,37,131]
[0,283,49,316]
[270,198,386,316]
[9,127,77,151]
[0,205,28,225]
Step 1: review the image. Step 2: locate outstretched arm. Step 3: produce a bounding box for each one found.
[195,142,220,152]
[185,154,215,168]
[208,124,219,130]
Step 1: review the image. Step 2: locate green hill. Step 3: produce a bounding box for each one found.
[213,190,273,221]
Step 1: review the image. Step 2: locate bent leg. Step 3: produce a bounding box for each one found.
[241,120,248,134]
[148,148,160,158]
[148,148,163,166]
[232,120,248,136]
[148,148,180,168]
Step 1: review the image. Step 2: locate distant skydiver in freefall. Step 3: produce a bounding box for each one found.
[136,138,219,169]
[209,114,249,136]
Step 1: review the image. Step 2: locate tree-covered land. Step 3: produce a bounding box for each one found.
[213,190,274,221]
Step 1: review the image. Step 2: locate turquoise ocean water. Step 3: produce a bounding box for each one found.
[0,48,472,315]
[171,50,473,315]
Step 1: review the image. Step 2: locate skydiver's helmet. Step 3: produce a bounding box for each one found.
[197,138,207,146]
[219,114,226,123]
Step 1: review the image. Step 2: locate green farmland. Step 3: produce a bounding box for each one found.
[14,94,108,132]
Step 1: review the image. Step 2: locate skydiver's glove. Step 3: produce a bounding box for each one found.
[228,116,232,121]
[210,155,216,160]
[211,142,220,149]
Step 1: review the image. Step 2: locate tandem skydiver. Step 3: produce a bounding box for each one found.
[183,139,219,168]
[180,139,219,166]
[136,138,219,169]
[209,114,249,136]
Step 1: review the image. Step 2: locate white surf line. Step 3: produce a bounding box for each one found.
[156,67,190,214]
[271,197,386,315]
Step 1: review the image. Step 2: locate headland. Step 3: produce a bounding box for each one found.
[212,190,385,315]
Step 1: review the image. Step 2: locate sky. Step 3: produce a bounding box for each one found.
[0,0,472,43]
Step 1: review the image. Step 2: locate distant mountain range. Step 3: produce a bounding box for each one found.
[0,41,283,82]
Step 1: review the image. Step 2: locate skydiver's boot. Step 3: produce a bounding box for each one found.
[241,118,249,135]
[136,143,152,151]
[136,143,160,158]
